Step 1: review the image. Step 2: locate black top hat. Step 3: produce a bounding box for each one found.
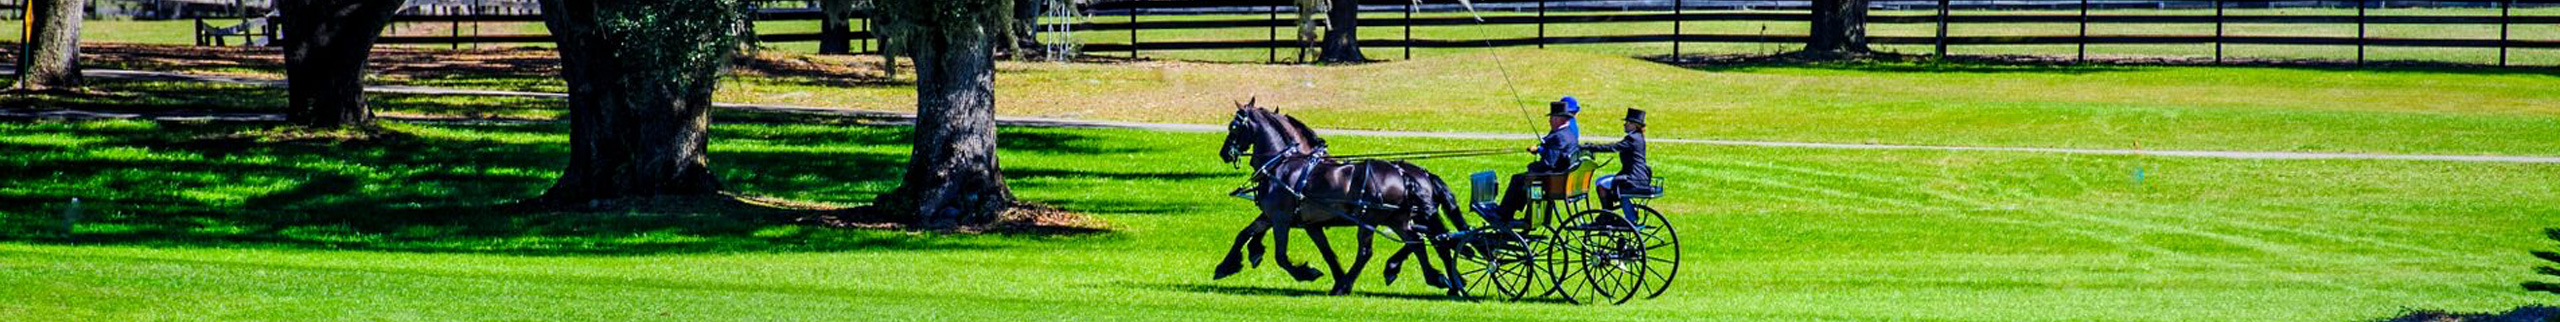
[1624,108,1647,125]
[1548,99,1580,117]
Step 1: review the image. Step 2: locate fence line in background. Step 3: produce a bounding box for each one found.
[185,0,2560,67]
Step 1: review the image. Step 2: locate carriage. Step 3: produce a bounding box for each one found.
[1440,153,1680,305]
[1213,102,1679,303]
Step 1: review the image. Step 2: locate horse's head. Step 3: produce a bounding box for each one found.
[1219,100,1259,165]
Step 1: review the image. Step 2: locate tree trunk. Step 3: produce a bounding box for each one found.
[1315,0,1365,63]
[1004,0,1041,59]
[873,0,1015,228]
[14,0,84,91]
[278,0,403,128]
[1806,0,1872,57]
[818,0,852,54]
[532,0,743,206]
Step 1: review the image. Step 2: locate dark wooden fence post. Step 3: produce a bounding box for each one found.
[2356,0,2367,65]
[2077,0,2089,63]
[1405,1,1414,60]
[2214,0,2224,63]
[1673,0,1683,58]
[1537,0,1548,49]
[1936,0,1949,60]
[1130,7,1140,59]
[861,10,872,53]
[450,6,462,50]
[1269,4,1279,63]
[2500,0,2512,66]
[473,0,483,49]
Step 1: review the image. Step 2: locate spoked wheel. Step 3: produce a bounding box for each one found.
[1627,204,1680,299]
[1448,227,1546,301]
[1493,230,1558,301]
[1564,209,1644,305]
[1444,230,1502,300]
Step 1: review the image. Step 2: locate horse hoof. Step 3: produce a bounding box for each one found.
[1330,287,1353,296]
[1382,272,1400,286]
[1286,267,1324,281]
[1213,263,1243,280]
[1424,274,1450,289]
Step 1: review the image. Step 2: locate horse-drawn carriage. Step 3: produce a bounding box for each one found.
[1213,101,1681,305]
[1442,153,1680,304]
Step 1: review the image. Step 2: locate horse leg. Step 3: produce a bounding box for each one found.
[1340,227,1378,296]
[1382,224,1418,286]
[1306,227,1352,295]
[1394,226,1451,289]
[1270,218,1324,281]
[1246,223,1267,268]
[1423,216,1466,296]
[1214,219,1270,279]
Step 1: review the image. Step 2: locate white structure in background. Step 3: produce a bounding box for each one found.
[1039,0,1086,61]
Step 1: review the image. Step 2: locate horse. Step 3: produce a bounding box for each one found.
[1218,103,1454,288]
[1214,101,1467,295]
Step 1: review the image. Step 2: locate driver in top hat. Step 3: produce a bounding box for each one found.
[1478,97,1583,220]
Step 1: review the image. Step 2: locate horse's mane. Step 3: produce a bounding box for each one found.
[1279,113,1329,156]
[1250,107,1327,157]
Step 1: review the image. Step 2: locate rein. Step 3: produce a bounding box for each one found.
[1328,148,1514,162]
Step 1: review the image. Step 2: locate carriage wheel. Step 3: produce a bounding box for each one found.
[1628,205,1681,300]
[1564,209,1643,305]
[1546,228,1600,304]
[1445,231,1501,300]
[1448,228,1545,301]
[1494,229,1558,301]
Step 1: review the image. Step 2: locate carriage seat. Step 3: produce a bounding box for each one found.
[1467,171,1501,211]
[1525,163,1599,202]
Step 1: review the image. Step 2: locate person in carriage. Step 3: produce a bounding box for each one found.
[1582,108,1658,226]
[1474,97,1584,221]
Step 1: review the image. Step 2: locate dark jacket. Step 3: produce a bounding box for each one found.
[1581,132,1650,188]
[1529,121,1580,173]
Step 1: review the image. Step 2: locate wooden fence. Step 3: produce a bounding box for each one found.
[196,0,2560,66]
[1082,0,2560,66]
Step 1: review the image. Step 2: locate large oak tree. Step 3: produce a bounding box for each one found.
[532,0,748,206]
[13,0,84,91]
[817,0,856,54]
[871,0,1015,228]
[1806,0,1872,57]
[1314,0,1365,63]
[278,0,405,128]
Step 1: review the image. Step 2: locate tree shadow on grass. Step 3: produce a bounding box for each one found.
[0,78,569,121]
[0,79,287,113]
[0,119,1145,256]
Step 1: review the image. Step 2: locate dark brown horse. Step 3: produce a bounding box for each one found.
[1218,104,1452,288]
[1214,102,1466,295]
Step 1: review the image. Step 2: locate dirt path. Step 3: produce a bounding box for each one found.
[19,68,2560,164]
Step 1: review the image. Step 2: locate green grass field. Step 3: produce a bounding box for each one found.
[8,23,2560,320]
[36,46,2560,156]
[366,49,2560,156]
[1,116,2555,321]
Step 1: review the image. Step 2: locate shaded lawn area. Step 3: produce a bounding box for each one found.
[0,120,1166,255]
[1,117,2557,321]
